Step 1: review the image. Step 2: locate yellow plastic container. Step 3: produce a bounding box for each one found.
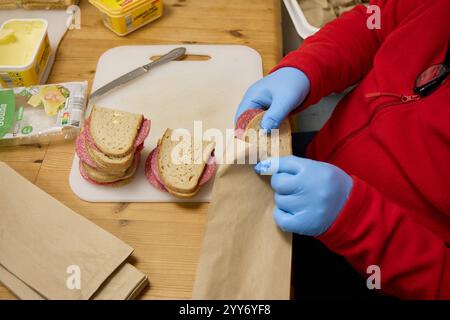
[89,0,164,36]
[0,19,51,88]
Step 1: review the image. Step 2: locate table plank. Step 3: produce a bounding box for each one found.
[0,143,48,183]
[0,0,282,299]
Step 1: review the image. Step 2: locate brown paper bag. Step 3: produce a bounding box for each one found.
[92,263,148,300]
[0,162,147,300]
[0,262,148,300]
[193,142,292,299]
[0,264,43,300]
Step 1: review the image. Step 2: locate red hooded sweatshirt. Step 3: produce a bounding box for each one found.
[273,0,450,299]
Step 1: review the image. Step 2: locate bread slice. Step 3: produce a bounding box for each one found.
[108,176,134,187]
[243,111,292,159]
[166,186,201,199]
[157,129,215,196]
[81,158,138,184]
[89,106,143,157]
[86,141,134,174]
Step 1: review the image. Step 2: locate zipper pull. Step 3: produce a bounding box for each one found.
[400,94,421,103]
[365,92,421,103]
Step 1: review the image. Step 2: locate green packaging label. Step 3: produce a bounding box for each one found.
[16,106,24,121]
[0,90,15,138]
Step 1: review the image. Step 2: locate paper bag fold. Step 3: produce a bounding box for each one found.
[0,262,148,300]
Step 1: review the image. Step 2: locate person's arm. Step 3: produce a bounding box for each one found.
[257,156,450,299]
[317,177,450,299]
[235,0,433,129]
[273,0,429,110]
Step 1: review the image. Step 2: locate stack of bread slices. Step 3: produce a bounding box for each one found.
[76,106,150,186]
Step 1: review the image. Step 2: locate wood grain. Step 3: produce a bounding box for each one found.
[0,0,282,300]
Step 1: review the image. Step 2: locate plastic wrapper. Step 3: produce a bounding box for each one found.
[299,0,370,28]
[0,81,87,146]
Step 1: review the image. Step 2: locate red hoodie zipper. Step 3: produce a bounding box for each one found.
[365,92,421,103]
[324,92,421,162]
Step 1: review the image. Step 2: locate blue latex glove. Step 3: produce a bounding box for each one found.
[255,156,353,236]
[234,67,310,130]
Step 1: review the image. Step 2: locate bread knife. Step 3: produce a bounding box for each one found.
[89,47,186,101]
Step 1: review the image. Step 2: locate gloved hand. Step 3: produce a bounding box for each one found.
[255,156,353,236]
[234,67,310,130]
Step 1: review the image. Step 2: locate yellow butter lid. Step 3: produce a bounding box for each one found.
[89,0,153,15]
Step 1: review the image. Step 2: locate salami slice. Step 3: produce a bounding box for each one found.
[145,147,167,191]
[135,143,144,154]
[199,156,216,185]
[75,128,98,168]
[150,146,165,186]
[234,108,264,139]
[79,160,109,185]
[83,118,101,152]
[134,119,151,148]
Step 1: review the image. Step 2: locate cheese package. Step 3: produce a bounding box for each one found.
[0,81,87,146]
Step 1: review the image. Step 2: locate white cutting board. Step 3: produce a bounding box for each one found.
[69,45,262,202]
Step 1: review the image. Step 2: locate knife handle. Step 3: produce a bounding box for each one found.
[143,47,187,71]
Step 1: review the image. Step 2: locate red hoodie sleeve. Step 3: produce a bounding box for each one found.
[273,0,428,110]
[317,177,450,299]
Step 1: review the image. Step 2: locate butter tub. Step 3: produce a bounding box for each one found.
[0,19,51,88]
[89,0,164,36]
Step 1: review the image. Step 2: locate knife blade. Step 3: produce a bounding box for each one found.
[89,47,186,101]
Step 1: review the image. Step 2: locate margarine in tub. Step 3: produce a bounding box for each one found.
[89,0,163,36]
[0,19,51,88]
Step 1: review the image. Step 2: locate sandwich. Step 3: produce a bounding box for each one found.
[145,129,216,198]
[75,106,150,186]
[235,108,292,157]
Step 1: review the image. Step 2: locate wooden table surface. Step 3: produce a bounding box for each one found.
[0,0,282,299]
